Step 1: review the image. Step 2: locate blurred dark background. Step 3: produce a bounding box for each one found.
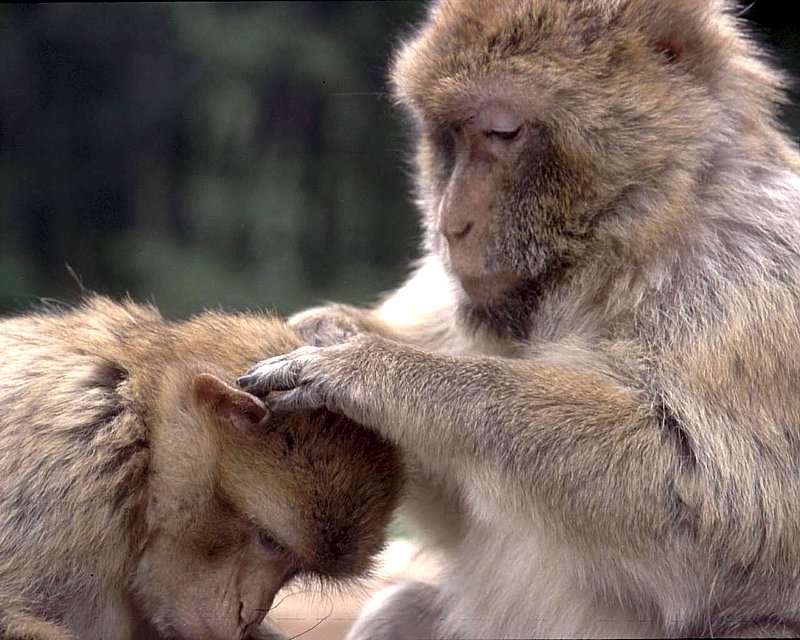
[0,2,798,318]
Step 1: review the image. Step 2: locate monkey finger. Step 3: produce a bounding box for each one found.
[267,387,326,413]
[238,357,306,395]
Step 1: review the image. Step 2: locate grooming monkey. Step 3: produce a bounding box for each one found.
[240,0,800,637]
[0,297,402,640]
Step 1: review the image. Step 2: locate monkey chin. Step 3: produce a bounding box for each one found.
[456,270,526,303]
[455,270,543,341]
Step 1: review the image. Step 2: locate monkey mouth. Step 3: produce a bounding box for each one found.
[456,270,524,302]
[459,276,543,342]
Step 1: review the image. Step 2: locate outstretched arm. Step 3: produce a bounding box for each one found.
[239,335,684,551]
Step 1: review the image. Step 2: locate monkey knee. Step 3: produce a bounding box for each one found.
[289,304,366,347]
[346,582,444,640]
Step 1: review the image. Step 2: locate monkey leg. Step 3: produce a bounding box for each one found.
[346,582,446,640]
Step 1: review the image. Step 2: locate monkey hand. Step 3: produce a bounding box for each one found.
[289,304,372,347]
[238,339,373,421]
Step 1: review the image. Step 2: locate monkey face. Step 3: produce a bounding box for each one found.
[392,0,739,323]
[133,371,402,639]
[132,524,295,640]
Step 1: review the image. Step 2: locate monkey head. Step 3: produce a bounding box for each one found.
[131,368,403,640]
[391,0,778,336]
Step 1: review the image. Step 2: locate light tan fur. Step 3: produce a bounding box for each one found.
[0,297,402,640]
[240,0,800,637]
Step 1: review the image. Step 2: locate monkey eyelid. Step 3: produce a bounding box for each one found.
[258,528,293,558]
[481,118,522,134]
[472,102,524,137]
[486,126,523,141]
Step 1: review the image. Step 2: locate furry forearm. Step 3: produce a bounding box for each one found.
[242,336,682,549]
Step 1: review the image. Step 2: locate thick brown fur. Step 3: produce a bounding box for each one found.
[239,0,800,638]
[0,296,403,640]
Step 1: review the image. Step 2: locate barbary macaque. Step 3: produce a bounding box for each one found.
[240,0,800,637]
[0,296,402,640]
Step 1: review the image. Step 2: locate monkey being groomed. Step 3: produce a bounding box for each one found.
[0,296,403,640]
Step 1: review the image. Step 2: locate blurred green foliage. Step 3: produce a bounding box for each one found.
[0,2,425,316]
[0,2,798,318]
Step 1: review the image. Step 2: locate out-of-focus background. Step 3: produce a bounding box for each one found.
[0,2,426,316]
[1,2,799,318]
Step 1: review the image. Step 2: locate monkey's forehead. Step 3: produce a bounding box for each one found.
[390,0,734,116]
[390,0,615,116]
[422,0,616,45]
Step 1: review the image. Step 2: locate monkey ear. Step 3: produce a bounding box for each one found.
[192,373,271,430]
[621,0,730,77]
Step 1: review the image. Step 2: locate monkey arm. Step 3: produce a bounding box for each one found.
[289,258,505,355]
[239,336,684,549]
